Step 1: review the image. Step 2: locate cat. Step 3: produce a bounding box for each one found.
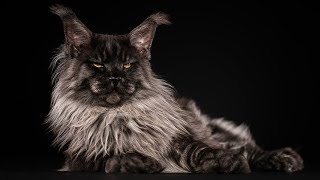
[47,5,303,173]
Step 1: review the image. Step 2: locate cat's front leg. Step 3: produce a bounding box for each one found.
[105,152,164,173]
[172,137,251,173]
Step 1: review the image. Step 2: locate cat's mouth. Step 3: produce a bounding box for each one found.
[90,80,136,105]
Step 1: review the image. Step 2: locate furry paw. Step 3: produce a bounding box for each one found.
[120,152,164,173]
[216,149,251,173]
[268,147,304,172]
[105,155,121,173]
[105,153,164,173]
[195,149,251,173]
[255,147,304,173]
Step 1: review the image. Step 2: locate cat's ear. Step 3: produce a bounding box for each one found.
[50,5,92,56]
[129,12,171,59]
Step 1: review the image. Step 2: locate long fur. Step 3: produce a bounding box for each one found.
[47,5,303,173]
[47,50,192,172]
[47,51,254,172]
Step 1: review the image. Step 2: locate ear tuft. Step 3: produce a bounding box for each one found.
[129,12,171,59]
[147,12,171,26]
[50,4,75,18]
[50,4,92,56]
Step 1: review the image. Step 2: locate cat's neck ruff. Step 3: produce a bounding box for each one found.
[48,86,189,163]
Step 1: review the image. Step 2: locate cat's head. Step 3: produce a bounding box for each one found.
[50,5,170,107]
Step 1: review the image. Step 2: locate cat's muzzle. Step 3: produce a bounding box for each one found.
[109,77,122,87]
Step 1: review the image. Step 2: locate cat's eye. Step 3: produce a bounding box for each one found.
[123,63,131,69]
[92,63,104,68]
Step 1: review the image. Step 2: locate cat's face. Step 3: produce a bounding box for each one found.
[69,35,144,106]
[51,5,170,107]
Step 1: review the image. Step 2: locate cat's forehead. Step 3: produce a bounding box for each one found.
[91,34,135,62]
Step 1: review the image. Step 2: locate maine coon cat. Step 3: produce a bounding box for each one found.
[47,5,303,173]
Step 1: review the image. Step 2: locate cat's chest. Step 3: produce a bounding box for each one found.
[67,104,180,159]
[103,111,156,142]
[89,110,162,154]
[65,102,184,159]
[106,112,132,138]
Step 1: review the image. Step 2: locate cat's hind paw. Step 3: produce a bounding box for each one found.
[255,147,304,173]
[269,147,304,172]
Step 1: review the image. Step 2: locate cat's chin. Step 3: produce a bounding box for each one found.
[91,89,134,107]
[106,91,121,104]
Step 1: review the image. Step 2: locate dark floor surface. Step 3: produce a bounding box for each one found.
[1,159,319,180]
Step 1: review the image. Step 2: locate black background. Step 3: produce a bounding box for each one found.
[0,0,318,172]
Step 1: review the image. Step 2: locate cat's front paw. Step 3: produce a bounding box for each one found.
[105,152,164,173]
[268,147,304,172]
[105,155,122,173]
[120,152,164,173]
[216,150,251,173]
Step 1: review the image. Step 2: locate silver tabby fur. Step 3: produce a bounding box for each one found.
[47,5,261,173]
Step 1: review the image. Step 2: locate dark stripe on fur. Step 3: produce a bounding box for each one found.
[171,136,251,173]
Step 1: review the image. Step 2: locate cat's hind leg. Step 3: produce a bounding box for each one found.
[177,98,255,151]
[210,118,304,173]
[177,98,303,173]
[171,136,251,173]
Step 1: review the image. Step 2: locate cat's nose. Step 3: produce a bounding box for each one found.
[109,77,122,86]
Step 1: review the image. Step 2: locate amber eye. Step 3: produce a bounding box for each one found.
[92,63,104,68]
[123,63,131,69]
